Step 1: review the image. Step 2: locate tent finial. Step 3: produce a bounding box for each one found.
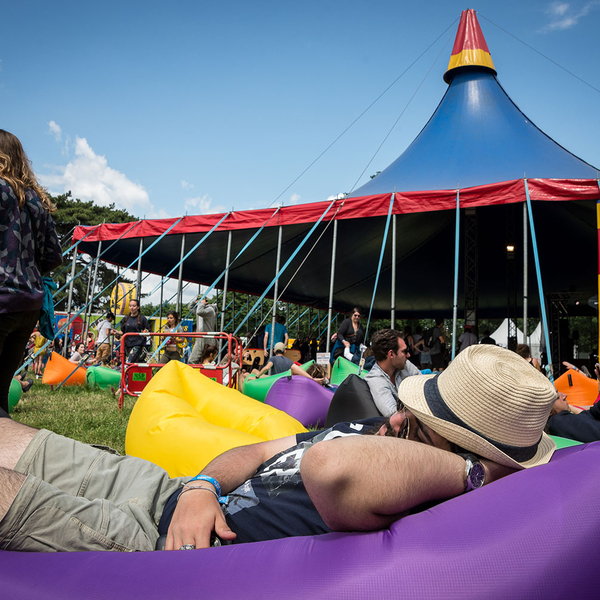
[444,9,496,84]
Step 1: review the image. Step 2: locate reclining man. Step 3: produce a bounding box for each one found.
[0,345,557,552]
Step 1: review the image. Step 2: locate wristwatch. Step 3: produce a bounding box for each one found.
[458,453,485,492]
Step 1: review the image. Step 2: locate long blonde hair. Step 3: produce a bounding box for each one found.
[0,129,55,211]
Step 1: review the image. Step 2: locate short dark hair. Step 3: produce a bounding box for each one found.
[276,314,286,325]
[435,317,444,326]
[371,329,403,362]
[106,311,115,320]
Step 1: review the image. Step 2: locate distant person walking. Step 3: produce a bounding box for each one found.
[0,130,62,417]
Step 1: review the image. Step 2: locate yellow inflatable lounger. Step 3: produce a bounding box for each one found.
[126,361,307,477]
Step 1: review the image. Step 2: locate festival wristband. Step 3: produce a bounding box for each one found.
[186,475,228,504]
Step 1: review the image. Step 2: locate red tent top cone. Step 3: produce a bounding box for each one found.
[444,9,496,83]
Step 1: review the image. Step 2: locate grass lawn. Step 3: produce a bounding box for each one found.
[11,378,137,455]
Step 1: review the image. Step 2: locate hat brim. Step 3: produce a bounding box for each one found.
[399,374,556,470]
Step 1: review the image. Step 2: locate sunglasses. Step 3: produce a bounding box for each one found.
[353,313,361,317]
[398,415,410,440]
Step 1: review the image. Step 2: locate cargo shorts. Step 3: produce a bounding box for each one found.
[0,430,189,552]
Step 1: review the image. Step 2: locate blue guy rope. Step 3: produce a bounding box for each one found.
[451,189,460,360]
[364,193,395,341]
[524,178,553,382]
[233,198,338,338]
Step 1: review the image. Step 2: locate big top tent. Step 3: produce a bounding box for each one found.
[72,10,600,323]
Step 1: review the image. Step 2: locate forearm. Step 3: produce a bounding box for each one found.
[291,364,310,379]
[301,437,466,531]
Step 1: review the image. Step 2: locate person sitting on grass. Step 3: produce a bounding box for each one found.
[0,345,558,552]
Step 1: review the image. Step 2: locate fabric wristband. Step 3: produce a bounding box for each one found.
[186,475,229,504]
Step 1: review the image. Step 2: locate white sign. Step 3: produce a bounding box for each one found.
[316,352,330,365]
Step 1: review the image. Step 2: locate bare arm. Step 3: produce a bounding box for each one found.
[301,436,513,532]
[256,361,273,378]
[291,363,325,384]
[263,332,269,357]
[167,435,297,550]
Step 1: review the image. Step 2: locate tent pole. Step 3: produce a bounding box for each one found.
[81,257,93,345]
[64,249,78,356]
[597,186,600,359]
[326,219,338,353]
[84,240,102,345]
[270,226,283,356]
[391,214,396,329]
[177,234,186,316]
[524,178,553,381]
[159,278,164,342]
[136,238,143,300]
[220,231,233,332]
[523,203,528,344]
[451,189,460,361]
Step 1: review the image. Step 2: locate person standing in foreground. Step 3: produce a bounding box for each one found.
[0,130,62,417]
[364,329,422,417]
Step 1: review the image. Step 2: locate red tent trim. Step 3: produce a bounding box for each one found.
[72,178,600,245]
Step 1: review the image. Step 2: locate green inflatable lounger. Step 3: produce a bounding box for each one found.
[330,356,366,386]
[86,366,122,390]
[243,360,314,402]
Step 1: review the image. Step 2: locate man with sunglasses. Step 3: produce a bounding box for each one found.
[364,329,422,417]
[0,346,557,552]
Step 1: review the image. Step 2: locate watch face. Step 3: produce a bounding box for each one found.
[470,462,485,489]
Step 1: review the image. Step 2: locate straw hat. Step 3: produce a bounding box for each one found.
[399,344,557,469]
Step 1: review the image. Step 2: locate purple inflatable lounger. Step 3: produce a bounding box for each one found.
[265,375,335,428]
[1,443,599,600]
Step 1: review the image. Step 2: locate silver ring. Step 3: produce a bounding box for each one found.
[179,544,196,550]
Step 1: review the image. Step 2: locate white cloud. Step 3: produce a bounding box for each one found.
[184,194,227,215]
[48,120,62,142]
[540,1,600,32]
[181,180,194,190]
[289,193,301,205]
[39,136,152,213]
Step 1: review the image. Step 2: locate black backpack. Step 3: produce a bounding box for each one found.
[325,375,382,427]
[423,328,435,350]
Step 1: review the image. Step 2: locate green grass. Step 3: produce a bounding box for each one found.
[11,378,137,455]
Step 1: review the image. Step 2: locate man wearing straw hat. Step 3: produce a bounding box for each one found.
[0,345,557,552]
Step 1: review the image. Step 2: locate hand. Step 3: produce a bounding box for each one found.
[479,457,515,485]
[562,361,578,372]
[313,377,326,386]
[343,341,350,349]
[264,349,269,357]
[165,487,237,550]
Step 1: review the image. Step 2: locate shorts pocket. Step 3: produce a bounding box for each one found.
[6,502,153,552]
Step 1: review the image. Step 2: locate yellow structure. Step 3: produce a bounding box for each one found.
[110,282,136,315]
[125,360,306,477]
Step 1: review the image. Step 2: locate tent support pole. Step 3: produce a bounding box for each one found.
[391,214,396,329]
[159,278,164,337]
[81,258,93,345]
[451,189,460,360]
[64,249,78,356]
[269,226,283,355]
[136,239,143,300]
[523,203,528,343]
[177,234,186,316]
[220,231,233,332]
[524,178,553,381]
[326,219,338,353]
[84,240,102,345]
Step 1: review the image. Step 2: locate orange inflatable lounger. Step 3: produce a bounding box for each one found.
[555,368,599,407]
[42,352,86,387]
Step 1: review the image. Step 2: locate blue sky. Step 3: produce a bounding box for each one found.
[3,0,599,220]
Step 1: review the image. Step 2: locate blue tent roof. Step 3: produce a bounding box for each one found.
[350,70,599,197]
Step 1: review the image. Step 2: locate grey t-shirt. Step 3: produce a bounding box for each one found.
[364,361,422,417]
[270,354,293,375]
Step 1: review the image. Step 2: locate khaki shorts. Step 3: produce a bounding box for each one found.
[0,430,189,552]
[95,342,111,363]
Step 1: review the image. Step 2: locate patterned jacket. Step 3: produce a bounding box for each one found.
[0,179,63,313]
